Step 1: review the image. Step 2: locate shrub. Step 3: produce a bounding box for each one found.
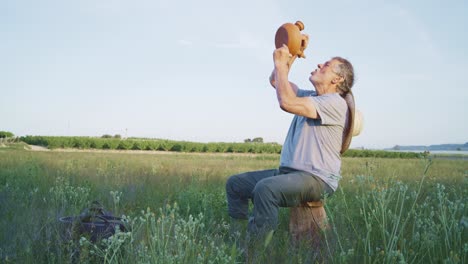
[117,140,132,150]
[72,138,84,149]
[102,139,119,149]
[156,141,169,151]
[90,139,104,149]
[170,144,183,152]
[145,141,158,151]
[0,131,14,138]
[252,137,264,143]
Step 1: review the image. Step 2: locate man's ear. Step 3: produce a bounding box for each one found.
[332,76,344,84]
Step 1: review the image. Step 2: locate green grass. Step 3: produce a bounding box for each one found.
[0,147,466,263]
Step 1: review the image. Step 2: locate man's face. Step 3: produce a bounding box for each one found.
[309,59,342,95]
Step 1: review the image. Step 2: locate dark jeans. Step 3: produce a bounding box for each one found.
[226,167,333,233]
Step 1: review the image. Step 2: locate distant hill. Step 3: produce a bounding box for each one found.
[386,142,468,151]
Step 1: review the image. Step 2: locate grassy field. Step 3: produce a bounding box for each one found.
[0,145,466,263]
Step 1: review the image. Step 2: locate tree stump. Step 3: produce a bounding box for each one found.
[289,201,329,247]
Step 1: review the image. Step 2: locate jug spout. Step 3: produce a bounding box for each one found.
[294,21,304,31]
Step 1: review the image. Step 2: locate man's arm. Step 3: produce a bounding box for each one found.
[269,69,299,94]
[273,45,319,119]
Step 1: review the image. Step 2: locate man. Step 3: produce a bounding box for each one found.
[226,36,355,235]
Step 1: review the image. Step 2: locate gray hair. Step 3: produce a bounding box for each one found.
[332,57,355,96]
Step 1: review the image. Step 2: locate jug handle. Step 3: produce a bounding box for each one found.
[298,39,306,58]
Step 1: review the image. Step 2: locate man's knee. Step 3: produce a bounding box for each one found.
[226,174,240,195]
[253,179,277,200]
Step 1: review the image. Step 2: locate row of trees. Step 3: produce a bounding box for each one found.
[101,134,122,139]
[20,136,282,154]
[342,149,420,159]
[244,137,264,143]
[19,136,423,158]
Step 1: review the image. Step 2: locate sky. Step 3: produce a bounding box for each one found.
[1,0,467,149]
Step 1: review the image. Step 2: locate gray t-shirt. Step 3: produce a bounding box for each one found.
[279,89,347,191]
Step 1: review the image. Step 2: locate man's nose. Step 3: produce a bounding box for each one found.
[318,64,323,69]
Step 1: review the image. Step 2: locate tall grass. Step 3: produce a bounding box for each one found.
[325,158,467,263]
[0,148,466,263]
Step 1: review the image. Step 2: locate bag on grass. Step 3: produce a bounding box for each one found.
[60,201,128,242]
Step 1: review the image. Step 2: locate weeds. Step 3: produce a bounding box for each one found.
[325,158,467,263]
[0,149,466,263]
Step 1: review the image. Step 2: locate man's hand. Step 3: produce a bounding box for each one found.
[299,34,309,58]
[273,44,293,69]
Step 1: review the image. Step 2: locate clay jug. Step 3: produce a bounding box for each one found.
[275,21,306,58]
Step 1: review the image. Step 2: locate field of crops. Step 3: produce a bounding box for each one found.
[0,145,466,263]
[19,136,424,159]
